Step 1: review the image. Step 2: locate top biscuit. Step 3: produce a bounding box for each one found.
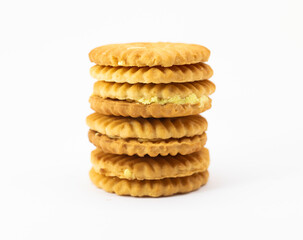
[89,42,210,67]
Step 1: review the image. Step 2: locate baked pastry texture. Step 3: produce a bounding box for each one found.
[89,42,210,67]
[89,80,215,118]
[86,112,207,140]
[86,113,208,156]
[90,62,213,84]
[89,96,212,118]
[89,168,209,197]
[87,42,214,197]
[91,148,210,180]
[88,130,207,157]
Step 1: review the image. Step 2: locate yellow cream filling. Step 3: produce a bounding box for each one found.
[123,169,133,178]
[137,93,205,105]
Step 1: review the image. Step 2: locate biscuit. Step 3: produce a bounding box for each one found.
[86,113,207,140]
[89,168,209,197]
[89,96,212,118]
[90,80,215,117]
[91,148,210,180]
[89,42,210,67]
[90,62,213,84]
[92,80,215,102]
[88,130,207,157]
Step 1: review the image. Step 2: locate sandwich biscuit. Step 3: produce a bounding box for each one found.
[86,113,208,156]
[91,148,210,180]
[89,80,215,118]
[89,168,209,197]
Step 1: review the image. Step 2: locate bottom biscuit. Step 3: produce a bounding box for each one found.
[89,168,209,197]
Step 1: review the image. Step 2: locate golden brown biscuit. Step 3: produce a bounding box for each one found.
[89,42,210,67]
[88,130,207,157]
[90,62,213,84]
[89,168,209,197]
[92,80,215,102]
[86,113,207,140]
[91,148,210,180]
[90,80,215,117]
[89,96,212,118]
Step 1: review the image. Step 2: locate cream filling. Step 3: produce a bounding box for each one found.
[123,169,133,178]
[95,93,209,105]
[94,131,174,142]
[137,94,207,105]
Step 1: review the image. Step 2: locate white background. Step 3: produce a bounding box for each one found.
[0,0,302,239]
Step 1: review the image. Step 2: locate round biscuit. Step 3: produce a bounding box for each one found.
[86,113,208,140]
[89,42,210,67]
[89,168,209,197]
[92,80,215,101]
[90,62,213,84]
[91,148,210,180]
[88,130,207,157]
[89,96,212,118]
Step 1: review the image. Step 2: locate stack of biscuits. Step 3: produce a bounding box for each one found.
[86,42,215,197]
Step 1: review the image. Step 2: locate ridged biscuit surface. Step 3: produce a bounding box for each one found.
[89,96,212,118]
[86,113,207,140]
[91,148,210,180]
[89,168,209,197]
[92,80,215,101]
[88,130,207,157]
[89,42,210,67]
[90,62,213,84]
